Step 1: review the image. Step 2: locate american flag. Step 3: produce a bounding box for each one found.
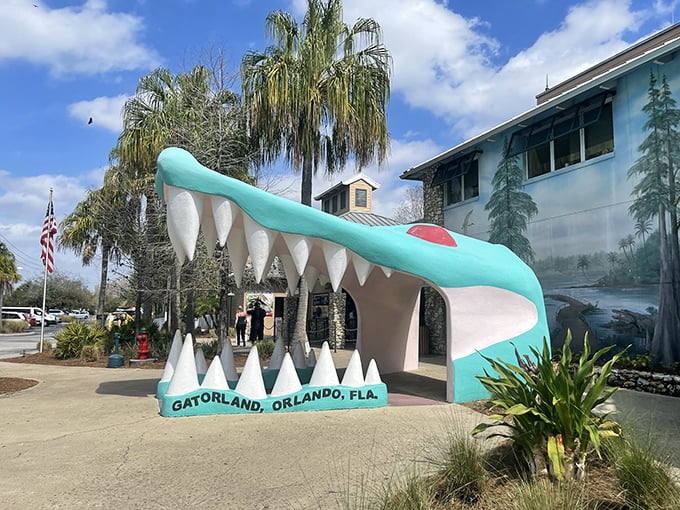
[40,196,57,273]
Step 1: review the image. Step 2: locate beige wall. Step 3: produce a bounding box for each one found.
[349,181,372,213]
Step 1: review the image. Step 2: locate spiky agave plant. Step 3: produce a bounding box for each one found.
[472,331,627,481]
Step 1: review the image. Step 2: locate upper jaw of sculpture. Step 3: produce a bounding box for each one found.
[155,147,540,296]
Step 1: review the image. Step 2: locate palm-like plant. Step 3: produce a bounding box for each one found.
[241,0,391,350]
[0,242,21,315]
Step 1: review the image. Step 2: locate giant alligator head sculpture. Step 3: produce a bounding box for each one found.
[155,147,549,403]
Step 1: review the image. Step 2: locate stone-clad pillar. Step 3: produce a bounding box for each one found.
[422,167,446,355]
[327,292,346,349]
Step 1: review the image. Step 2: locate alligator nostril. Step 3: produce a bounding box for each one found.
[406,224,457,247]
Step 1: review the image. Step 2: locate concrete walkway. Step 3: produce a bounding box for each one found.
[1,352,678,509]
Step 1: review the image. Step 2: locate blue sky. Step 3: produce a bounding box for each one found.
[1,0,678,290]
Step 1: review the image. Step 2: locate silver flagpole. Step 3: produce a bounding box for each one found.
[39,188,53,353]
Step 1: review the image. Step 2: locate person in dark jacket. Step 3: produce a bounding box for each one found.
[234,305,248,347]
[247,301,267,343]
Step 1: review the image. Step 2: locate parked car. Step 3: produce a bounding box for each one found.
[48,309,66,322]
[1,311,31,328]
[69,310,90,320]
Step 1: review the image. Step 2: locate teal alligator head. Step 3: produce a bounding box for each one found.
[155,147,549,403]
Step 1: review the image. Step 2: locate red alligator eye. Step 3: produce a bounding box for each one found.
[406,225,457,247]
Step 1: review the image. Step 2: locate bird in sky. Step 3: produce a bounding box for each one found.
[88,117,93,125]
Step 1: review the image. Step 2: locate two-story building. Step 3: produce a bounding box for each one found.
[401,23,680,358]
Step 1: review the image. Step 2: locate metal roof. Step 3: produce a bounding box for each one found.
[338,211,400,226]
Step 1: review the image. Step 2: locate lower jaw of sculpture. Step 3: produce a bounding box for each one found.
[159,383,388,417]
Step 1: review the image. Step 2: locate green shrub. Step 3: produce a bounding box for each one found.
[512,478,589,510]
[80,344,101,362]
[472,332,626,481]
[0,320,30,333]
[257,340,275,361]
[427,431,486,504]
[54,321,105,359]
[605,434,680,509]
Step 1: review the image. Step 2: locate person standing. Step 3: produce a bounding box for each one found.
[247,301,267,344]
[234,305,248,347]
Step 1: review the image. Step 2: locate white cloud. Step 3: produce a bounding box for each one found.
[0,169,104,289]
[0,0,160,76]
[342,0,648,138]
[68,94,128,133]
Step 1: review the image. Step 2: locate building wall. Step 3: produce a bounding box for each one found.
[349,181,373,213]
[431,57,680,353]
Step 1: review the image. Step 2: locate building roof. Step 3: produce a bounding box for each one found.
[314,173,381,200]
[338,211,400,226]
[400,22,680,181]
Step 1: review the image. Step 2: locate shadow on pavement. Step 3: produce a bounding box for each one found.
[382,371,447,402]
[96,378,159,397]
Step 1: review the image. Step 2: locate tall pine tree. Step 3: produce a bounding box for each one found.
[486,139,538,264]
[628,71,680,365]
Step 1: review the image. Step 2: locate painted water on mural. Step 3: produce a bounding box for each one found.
[540,273,658,355]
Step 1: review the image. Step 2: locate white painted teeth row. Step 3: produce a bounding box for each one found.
[163,332,382,399]
[165,185,394,293]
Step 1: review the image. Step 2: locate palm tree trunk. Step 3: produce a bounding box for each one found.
[97,242,110,328]
[292,275,309,354]
[185,259,195,336]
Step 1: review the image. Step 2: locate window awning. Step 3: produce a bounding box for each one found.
[431,150,482,187]
[506,91,615,158]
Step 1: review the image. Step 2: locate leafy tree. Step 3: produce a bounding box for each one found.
[628,71,680,364]
[486,139,538,264]
[241,0,391,351]
[5,273,94,310]
[0,242,21,314]
[393,185,424,224]
[113,60,254,339]
[576,255,589,276]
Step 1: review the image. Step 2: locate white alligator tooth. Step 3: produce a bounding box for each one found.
[235,345,267,399]
[195,347,208,376]
[201,357,230,390]
[306,348,317,368]
[292,341,306,369]
[211,196,237,246]
[219,340,239,381]
[282,233,312,275]
[166,333,200,396]
[227,227,248,288]
[380,266,393,278]
[270,353,303,397]
[365,359,382,384]
[341,350,365,387]
[279,254,300,296]
[243,215,276,283]
[352,254,373,286]
[267,336,286,370]
[304,265,320,291]
[308,341,339,387]
[322,241,348,292]
[200,196,218,257]
[166,186,203,262]
[159,329,183,383]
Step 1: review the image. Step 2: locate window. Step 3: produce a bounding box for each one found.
[340,190,347,209]
[323,199,330,213]
[507,93,614,179]
[332,195,338,213]
[355,188,367,207]
[443,159,479,206]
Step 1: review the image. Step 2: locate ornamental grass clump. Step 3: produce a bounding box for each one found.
[472,331,627,481]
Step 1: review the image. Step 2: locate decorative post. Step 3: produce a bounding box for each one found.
[107,332,124,368]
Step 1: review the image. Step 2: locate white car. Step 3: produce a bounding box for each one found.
[48,309,66,323]
[69,310,90,320]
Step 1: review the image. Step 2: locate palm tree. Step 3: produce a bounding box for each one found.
[114,63,254,337]
[59,173,123,328]
[0,242,21,317]
[241,0,391,351]
[576,255,589,276]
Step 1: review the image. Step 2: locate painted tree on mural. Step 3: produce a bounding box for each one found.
[486,139,538,264]
[628,71,680,365]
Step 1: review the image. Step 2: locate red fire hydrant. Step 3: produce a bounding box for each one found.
[137,328,150,360]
